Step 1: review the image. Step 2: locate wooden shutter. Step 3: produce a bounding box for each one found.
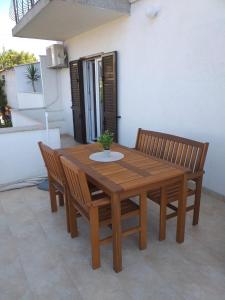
[102,51,118,142]
[69,60,86,143]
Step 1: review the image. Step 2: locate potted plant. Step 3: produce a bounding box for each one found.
[97,130,114,156]
[25,64,40,93]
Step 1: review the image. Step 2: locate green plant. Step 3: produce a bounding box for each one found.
[25,64,40,92]
[97,130,114,150]
[0,78,7,108]
[0,49,37,71]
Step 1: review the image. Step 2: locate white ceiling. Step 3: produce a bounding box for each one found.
[12,0,130,41]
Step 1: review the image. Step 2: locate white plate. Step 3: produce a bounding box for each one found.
[89,151,124,162]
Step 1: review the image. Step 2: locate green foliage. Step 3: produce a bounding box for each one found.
[0,118,12,128]
[0,78,7,108]
[25,64,40,92]
[97,130,114,150]
[0,49,37,71]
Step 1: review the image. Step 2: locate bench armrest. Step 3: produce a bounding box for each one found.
[187,170,205,180]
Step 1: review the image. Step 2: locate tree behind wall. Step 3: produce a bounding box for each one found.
[0,79,7,108]
[0,49,37,71]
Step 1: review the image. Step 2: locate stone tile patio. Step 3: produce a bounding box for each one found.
[0,187,224,300]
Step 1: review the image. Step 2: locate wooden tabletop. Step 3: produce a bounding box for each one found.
[57,144,189,197]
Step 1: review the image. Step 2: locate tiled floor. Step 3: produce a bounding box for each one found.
[61,134,79,148]
[0,188,224,300]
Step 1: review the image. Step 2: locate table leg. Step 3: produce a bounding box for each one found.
[176,175,187,243]
[111,193,122,273]
[139,192,147,250]
[159,187,167,241]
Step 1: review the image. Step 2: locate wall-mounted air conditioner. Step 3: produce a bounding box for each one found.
[46,44,68,69]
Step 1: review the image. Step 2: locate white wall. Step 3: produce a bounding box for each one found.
[15,63,42,93]
[62,0,225,195]
[11,110,42,127]
[0,127,60,185]
[59,68,74,136]
[17,92,45,109]
[40,56,66,133]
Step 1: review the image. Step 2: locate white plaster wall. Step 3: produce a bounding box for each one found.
[0,127,60,185]
[11,110,42,127]
[59,68,74,136]
[15,63,42,93]
[1,70,18,108]
[17,92,45,109]
[40,56,66,133]
[40,56,62,110]
[62,0,225,195]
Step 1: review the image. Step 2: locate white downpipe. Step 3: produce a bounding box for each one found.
[45,111,49,145]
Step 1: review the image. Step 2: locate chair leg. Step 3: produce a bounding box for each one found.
[58,193,64,207]
[139,192,147,250]
[193,178,203,226]
[90,208,101,269]
[49,179,57,213]
[69,203,78,238]
[159,187,167,241]
[64,189,70,233]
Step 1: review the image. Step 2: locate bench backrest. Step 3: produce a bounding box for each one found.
[135,129,209,173]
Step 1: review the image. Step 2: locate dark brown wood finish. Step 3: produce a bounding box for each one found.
[135,129,209,240]
[70,60,86,144]
[57,143,189,272]
[102,52,118,142]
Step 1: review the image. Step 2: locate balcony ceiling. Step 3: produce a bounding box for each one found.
[12,0,130,41]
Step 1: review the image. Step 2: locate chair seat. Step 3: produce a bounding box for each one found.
[98,199,139,225]
[148,184,195,204]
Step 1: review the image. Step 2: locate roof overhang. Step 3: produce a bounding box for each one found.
[12,0,130,41]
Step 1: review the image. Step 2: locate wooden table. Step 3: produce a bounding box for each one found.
[58,143,189,272]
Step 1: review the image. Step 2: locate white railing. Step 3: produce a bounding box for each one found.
[10,0,40,23]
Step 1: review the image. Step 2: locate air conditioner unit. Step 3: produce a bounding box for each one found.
[46,44,68,69]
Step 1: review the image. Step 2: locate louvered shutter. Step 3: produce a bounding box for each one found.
[69,60,86,143]
[102,52,118,142]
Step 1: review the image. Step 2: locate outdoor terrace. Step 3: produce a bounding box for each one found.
[0,187,224,299]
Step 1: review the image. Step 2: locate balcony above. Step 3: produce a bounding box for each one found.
[11,0,131,41]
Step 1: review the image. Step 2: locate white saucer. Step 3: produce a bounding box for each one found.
[89,151,124,162]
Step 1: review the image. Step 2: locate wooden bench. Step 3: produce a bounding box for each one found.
[135,129,209,240]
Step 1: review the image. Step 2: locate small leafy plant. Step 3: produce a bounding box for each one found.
[97,130,114,150]
[25,64,40,92]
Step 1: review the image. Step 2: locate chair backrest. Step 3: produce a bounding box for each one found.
[60,156,92,216]
[38,142,65,186]
[135,129,209,173]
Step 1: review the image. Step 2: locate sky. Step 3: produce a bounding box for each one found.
[0,0,54,58]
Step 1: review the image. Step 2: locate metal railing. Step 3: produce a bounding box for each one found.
[10,0,40,23]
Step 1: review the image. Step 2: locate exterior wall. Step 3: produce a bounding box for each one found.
[0,126,60,185]
[1,69,18,108]
[59,68,74,136]
[11,110,42,127]
[15,62,42,93]
[40,56,66,133]
[62,0,225,196]
[17,92,45,109]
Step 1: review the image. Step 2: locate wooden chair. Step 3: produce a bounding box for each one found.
[38,142,70,232]
[135,129,209,240]
[60,155,147,270]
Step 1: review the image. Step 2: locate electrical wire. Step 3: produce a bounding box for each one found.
[0,176,47,192]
